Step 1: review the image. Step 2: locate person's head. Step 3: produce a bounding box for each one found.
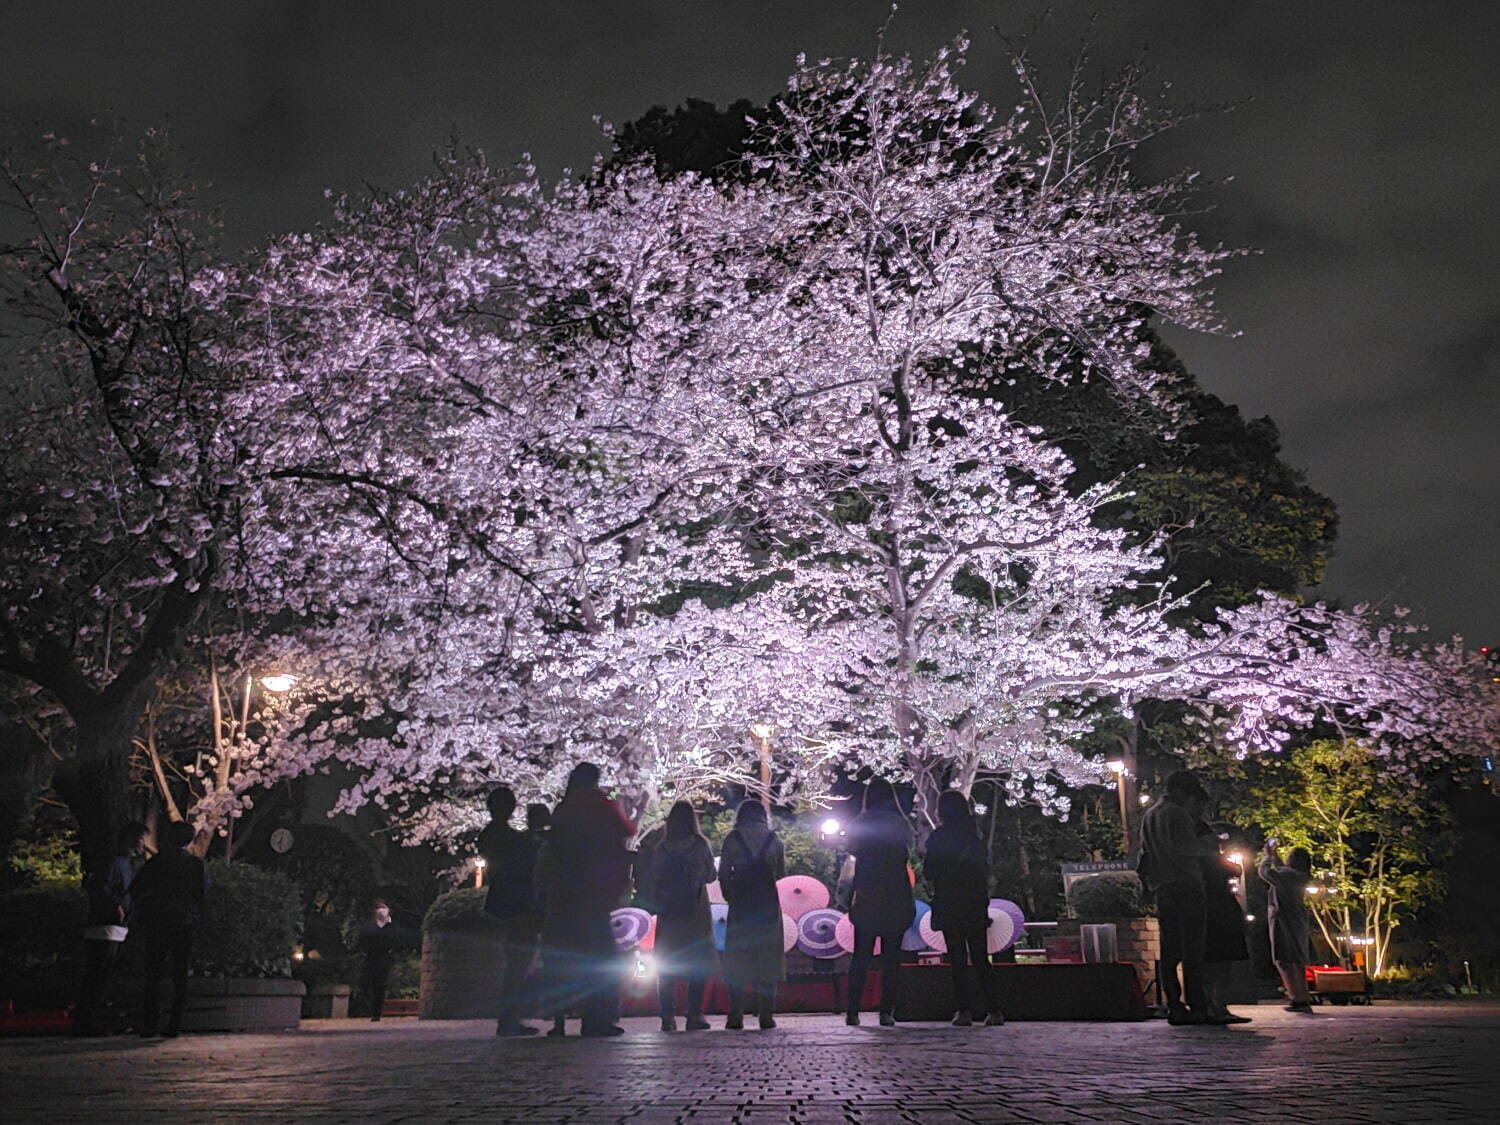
[371,899,391,924]
[863,777,898,813]
[165,820,195,851]
[118,820,149,856]
[525,803,552,833]
[1164,770,1206,803]
[565,763,601,798]
[1287,847,1313,875]
[664,800,702,841]
[937,790,973,830]
[486,785,517,822]
[734,799,768,829]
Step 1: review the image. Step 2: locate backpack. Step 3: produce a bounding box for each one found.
[655,845,701,919]
[723,832,780,922]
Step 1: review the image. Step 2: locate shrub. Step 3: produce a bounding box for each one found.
[0,882,85,976]
[1068,872,1146,918]
[423,887,501,935]
[194,861,302,979]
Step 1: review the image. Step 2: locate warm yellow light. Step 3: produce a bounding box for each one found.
[260,673,297,693]
[1105,759,1126,774]
[474,857,487,869]
[749,722,776,740]
[1227,852,1245,866]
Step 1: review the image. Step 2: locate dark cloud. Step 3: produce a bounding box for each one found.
[4,0,1495,642]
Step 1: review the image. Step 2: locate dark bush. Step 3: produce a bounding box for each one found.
[1068,872,1146,918]
[194,860,302,979]
[0,882,85,976]
[422,888,501,935]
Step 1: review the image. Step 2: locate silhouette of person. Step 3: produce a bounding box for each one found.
[1259,840,1315,1011]
[130,820,209,1038]
[843,778,914,1026]
[649,800,716,1031]
[719,799,785,1030]
[923,791,1004,1027]
[541,763,634,1037]
[1139,770,1215,1025]
[358,900,404,1021]
[1198,821,1252,1024]
[478,785,543,1036]
[73,820,147,1036]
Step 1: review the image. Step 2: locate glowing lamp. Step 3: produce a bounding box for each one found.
[474,857,487,869]
[820,817,842,837]
[260,673,297,693]
[1105,759,1125,774]
[749,722,776,740]
[1227,852,1244,866]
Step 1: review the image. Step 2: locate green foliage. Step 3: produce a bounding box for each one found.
[1371,964,1456,999]
[1068,872,1147,918]
[1236,739,1456,977]
[0,882,85,975]
[697,810,843,891]
[275,825,377,960]
[4,838,82,887]
[195,861,303,979]
[387,952,421,998]
[423,887,501,935]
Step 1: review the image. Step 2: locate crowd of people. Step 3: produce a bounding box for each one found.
[1140,769,1313,1025]
[470,765,1007,1037]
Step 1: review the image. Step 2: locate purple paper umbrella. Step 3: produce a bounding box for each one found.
[902,900,932,951]
[795,908,844,958]
[985,898,1028,954]
[610,907,653,951]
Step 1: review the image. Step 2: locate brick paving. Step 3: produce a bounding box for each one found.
[3,1002,1497,1123]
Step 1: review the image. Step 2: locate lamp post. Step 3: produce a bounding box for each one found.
[1106,759,1129,853]
[474,856,487,890]
[750,722,776,814]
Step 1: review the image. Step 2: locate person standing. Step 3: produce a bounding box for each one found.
[923,791,1003,1027]
[72,821,148,1036]
[1258,840,1315,1012]
[130,820,209,1039]
[1198,823,1252,1024]
[649,801,716,1031]
[718,799,785,1030]
[844,778,914,1027]
[543,763,634,1037]
[477,785,543,1037]
[1138,770,1214,1026]
[358,900,404,1021]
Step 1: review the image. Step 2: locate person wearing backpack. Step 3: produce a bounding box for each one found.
[649,801,717,1031]
[844,778,914,1027]
[718,799,785,1030]
[924,791,1004,1027]
[477,784,542,1036]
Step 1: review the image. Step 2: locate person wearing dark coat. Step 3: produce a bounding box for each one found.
[73,820,147,1036]
[477,785,542,1036]
[844,778,915,1027]
[1138,770,1216,1025]
[357,900,406,1021]
[539,763,635,1037]
[1197,821,1251,1024]
[130,820,209,1039]
[719,800,786,1030]
[923,791,1003,1027]
[649,800,716,1031]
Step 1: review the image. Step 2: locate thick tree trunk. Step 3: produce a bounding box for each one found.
[52,706,143,879]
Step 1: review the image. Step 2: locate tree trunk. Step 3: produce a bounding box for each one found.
[52,706,142,880]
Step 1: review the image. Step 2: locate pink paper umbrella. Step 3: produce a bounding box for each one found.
[834,913,883,956]
[609,907,652,951]
[917,911,947,954]
[637,914,658,952]
[796,908,844,958]
[781,913,799,953]
[776,875,830,921]
[985,898,1027,954]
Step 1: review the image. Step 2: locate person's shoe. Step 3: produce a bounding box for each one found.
[759,1014,777,1030]
[951,1010,973,1027]
[580,1024,625,1038]
[1285,1002,1315,1013]
[724,1012,745,1030]
[1210,1013,1252,1025]
[685,1016,710,1031]
[660,1016,677,1032]
[161,1028,180,1040]
[985,1010,1006,1026]
[878,1011,896,1027]
[496,1022,540,1037]
[546,1021,567,1038]
[370,1015,381,1022]
[845,1012,860,1026]
[1167,1007,1208,1026]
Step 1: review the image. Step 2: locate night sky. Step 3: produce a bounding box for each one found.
[5,2,1496,644]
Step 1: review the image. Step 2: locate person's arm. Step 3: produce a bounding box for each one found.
[695,839,715,885]
[770,835,786,881]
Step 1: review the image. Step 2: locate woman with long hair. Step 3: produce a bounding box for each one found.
[923,790,1003,1026]
[718,799,786,1029]
[844,778,914,1027]
[649,800,717,1031]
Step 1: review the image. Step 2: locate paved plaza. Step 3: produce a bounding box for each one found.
[3,1002,1497,1123]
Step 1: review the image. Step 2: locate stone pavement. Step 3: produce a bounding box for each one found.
[3,1002,1497,1123]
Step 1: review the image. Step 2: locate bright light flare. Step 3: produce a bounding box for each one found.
[260,673,297,693]
[819,817,842,836]
[1105,759,1126,774]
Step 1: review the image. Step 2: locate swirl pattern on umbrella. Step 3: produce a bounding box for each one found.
[902,900,932,951]
[795,908,844,958]
[609,907,652,951]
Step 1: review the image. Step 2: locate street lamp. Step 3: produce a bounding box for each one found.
[1106,759,1129,853]
[474,856,487,889]
[750,722,776,814]
[260,673,297,693]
